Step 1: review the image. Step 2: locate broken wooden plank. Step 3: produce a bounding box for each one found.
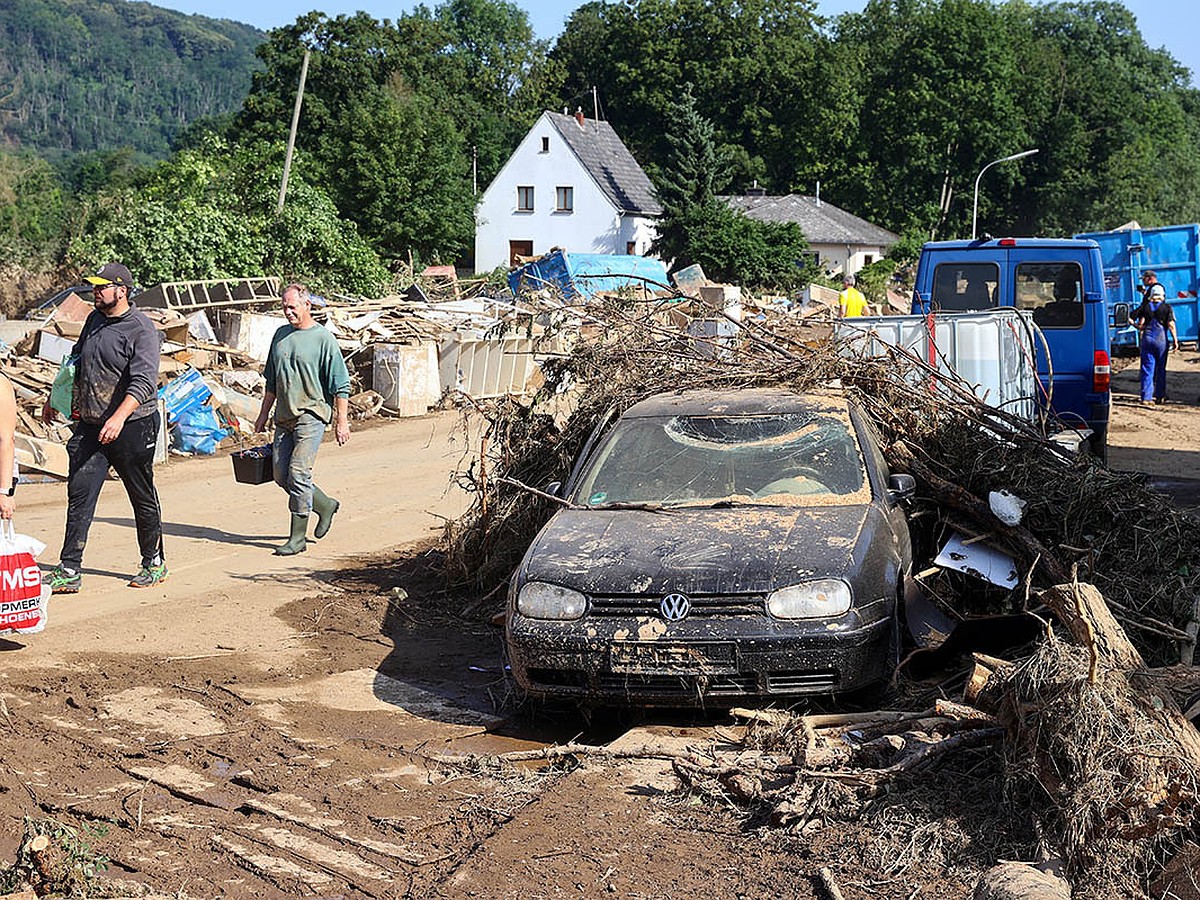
[14,432,68,478]
[240,793,423,864]
[239,822,392,883]
[210,833,333,891]
[122,763,239,811]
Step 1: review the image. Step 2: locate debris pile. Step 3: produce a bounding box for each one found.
[445,296,1200,661]
[442,295,1200,899]
[0,271,565,478]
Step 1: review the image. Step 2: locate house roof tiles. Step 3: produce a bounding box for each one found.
[721,194,898,246]
[547,112,662,216]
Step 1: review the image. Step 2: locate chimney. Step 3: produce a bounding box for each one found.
[815,180,822,207]
[745,179,766,197]
[574,106,585,128]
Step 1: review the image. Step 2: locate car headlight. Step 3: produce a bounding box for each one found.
[516,582,587,620]
[766,580,852,619]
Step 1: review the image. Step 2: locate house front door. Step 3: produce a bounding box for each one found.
[509,240,534,265]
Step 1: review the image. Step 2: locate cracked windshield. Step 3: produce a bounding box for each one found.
[575,412,868,507]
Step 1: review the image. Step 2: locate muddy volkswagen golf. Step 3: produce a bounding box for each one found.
[506,389,916,705]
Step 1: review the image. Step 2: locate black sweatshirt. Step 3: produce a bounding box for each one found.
[71,304,161,425]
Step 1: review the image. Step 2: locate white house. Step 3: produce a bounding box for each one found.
[474,110,662,273]
[721,190,898,277]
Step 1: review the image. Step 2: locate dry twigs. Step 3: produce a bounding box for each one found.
[445,296,1200,666]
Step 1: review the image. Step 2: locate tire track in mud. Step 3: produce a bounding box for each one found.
[0,594,562,899]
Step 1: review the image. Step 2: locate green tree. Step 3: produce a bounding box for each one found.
[833,0,1029,239]
[552,0,828,191]
[0,0,262,160]
[652,91,808,289]
[66,137,389,295]
[323,84,475,263]
[236,2,553,263]
[1008,1,1200,232]
[0,150,67,262]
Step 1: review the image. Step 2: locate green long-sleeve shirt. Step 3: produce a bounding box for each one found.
[263,323,350,425]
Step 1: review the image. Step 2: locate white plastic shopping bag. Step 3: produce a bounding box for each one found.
[0,521,50,635]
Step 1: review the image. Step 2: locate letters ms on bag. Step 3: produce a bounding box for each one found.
[0,526,50,635]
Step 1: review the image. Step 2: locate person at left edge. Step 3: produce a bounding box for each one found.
[0,372,18,519]
[40,262,167,593]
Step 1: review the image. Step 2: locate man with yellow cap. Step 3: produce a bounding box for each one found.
[42,262,167,593]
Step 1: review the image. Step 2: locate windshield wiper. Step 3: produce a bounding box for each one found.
[588,501,669,512]
[708,498,791,509]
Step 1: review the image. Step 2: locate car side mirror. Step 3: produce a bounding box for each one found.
[544,481,563,499]
[888,473,916,503]
[1112,302,1130,327]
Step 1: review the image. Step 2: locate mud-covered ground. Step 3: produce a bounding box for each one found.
[0,545,1017,899]
[2,352,1200,899]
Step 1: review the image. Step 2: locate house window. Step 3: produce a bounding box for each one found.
[540,136,550,153]
[517,186,534,212]
[864,254,874,265]
[556,186,573,212]
[626,241,637,255]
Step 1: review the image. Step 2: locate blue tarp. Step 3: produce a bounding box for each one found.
[508,251,670,300]
[172,404,229,455]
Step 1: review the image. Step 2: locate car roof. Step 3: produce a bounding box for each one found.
[620,388,851,419]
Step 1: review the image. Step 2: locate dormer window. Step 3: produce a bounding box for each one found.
[541,136,550,153]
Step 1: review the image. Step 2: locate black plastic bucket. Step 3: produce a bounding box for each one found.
[231,446,273,485]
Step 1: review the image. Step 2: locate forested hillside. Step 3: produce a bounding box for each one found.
[0,0,263,160]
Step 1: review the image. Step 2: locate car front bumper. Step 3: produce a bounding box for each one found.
[506,601,895,705]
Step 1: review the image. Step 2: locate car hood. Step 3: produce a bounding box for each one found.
[522,505,876,596]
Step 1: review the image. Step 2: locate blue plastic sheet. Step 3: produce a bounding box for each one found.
[171,404,228,455]
[508,251,670,300]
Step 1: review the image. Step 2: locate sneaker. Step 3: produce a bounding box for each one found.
[47,566,81,594]
[128,564,168,589]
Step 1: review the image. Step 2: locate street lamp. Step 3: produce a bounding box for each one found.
[972,148,1039,240]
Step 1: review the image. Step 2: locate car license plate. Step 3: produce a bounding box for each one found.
[609,642,737,675]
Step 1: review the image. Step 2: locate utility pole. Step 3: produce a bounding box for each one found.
[276,47,311,216]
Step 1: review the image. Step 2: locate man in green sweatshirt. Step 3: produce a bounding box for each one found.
[253,283,351,556]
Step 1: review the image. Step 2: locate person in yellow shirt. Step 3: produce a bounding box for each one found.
[839,273,869,317]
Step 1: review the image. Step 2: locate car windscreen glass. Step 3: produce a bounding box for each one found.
[573,411,870,507]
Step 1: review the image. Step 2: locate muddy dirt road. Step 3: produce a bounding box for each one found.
[1,358,1198,900]
[0,412,826,900]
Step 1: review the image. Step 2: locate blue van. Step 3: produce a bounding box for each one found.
[911,238,1112,459]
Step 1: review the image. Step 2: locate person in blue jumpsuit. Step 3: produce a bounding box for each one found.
[1132,270,1179,404]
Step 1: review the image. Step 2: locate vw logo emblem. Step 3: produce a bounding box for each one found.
[660,593,691,622]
